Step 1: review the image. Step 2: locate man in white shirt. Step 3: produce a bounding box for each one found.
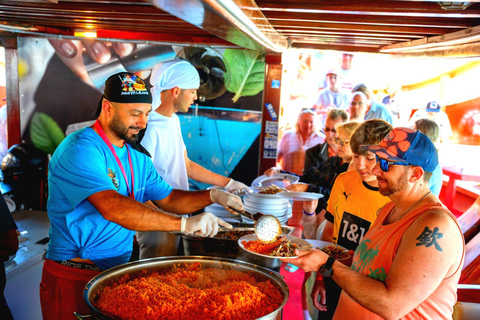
[137,60,249,258]
[314,69,350,128]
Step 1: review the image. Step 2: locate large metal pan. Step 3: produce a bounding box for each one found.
[75,256,289,320]
[181,225,295,269]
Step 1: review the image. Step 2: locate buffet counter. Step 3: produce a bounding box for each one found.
[4,210,50,320]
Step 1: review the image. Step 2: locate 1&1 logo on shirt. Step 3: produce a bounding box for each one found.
[337,211,371,251]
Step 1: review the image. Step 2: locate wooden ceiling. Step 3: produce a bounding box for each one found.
[1,0,480,55]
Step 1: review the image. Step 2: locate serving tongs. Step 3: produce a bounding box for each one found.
[228,206,282,244]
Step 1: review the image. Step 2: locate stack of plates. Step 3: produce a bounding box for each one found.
[242,193,292,225]
[205,203,242,224]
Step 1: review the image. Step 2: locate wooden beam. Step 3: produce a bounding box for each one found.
[256,0,480,16]
[269,21,455,36]
[292,42,380,53]
[262,12,478,29]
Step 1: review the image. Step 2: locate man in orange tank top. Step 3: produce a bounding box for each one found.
[283,127,465,320]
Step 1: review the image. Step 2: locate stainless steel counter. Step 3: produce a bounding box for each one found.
[5,210,50,279]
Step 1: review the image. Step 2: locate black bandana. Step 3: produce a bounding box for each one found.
[95,72,152,117]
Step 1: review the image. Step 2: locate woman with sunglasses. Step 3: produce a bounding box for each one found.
[289,121,360,229]
[304,109,349,172]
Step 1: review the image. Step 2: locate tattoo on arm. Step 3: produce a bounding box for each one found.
[416,227,443,252]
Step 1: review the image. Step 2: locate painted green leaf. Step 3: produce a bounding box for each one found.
[30,112,65,154]
[224,49,265,103]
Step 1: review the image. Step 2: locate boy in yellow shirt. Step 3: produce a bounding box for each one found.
[305,119,393,320]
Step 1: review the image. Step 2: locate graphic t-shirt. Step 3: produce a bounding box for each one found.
[325,170,391,250]
[46,127,173,270]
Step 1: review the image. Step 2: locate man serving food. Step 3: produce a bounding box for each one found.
[39,72,243,320]
[284,127,465,319]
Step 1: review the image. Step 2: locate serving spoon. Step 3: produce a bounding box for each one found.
[228,207,282,244]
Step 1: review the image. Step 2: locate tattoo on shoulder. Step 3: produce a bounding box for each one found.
[416,227,443,252]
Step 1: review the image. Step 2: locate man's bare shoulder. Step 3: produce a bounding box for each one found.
[404,204,463,254]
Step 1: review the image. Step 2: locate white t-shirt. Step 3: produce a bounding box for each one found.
[140,111,189,190]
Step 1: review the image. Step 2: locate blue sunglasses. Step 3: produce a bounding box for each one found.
[376,156,410,172]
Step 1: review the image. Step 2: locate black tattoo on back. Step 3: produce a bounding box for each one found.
[416,227,443,252]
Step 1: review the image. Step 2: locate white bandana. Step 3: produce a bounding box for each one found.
[150,60,200,108]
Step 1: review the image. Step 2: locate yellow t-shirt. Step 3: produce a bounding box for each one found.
[326,170,391,251]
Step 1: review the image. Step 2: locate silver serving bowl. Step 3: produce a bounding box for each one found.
[76,256,289,320]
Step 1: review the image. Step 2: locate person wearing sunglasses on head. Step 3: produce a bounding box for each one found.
[283,127,464,320]
[305,109,348,172]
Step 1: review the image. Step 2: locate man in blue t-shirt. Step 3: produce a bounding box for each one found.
[40,72,244,320]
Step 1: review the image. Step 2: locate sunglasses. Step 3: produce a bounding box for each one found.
[334,137,349,146]
[376,156,410,172]
[323,127,336,134]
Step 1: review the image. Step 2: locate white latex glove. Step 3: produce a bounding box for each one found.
[210,188,244,215]
[224,179,252,196]
[181,212,232,237]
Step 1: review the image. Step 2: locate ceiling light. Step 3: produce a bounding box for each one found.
[74,29,97,38]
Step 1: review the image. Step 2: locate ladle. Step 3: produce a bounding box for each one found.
[228,207,282,244]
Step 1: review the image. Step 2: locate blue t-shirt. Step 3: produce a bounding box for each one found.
[46,127,173,270]
[365,101,394,125]
[429,164,443,197]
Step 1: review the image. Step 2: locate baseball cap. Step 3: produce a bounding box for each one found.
[361,127,438,173]
[95,72,152,117]
[326,68,341,77]
[426,101,441,113]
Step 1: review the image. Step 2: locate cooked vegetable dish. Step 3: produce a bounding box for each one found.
[259,185,285,194]
[94,262,283,320]
[319,244,351,260]
[214,230,254,240]
[242,236,301,257]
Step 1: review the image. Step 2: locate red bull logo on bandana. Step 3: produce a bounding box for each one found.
[120,74,149,95]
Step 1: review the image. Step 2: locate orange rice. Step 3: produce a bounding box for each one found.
[94,262,283,320]
[241,238,283,255]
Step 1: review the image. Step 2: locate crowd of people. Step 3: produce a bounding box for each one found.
[271,52,462,320]
[0,51,464,320]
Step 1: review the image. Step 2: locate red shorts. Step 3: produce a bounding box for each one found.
[39,259,101,320]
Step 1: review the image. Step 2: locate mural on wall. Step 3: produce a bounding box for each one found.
[17,37,265,189]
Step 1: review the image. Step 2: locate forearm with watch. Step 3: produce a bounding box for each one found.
[323,258,396,318]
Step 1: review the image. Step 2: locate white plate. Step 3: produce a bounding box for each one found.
[243,201,289,210]
[247,192,284,199]
[238,234,311,259]
[251,173,300,189]
[305,240,350,261]
[243,207,288,216]
[277,191,324,201]
[244,196,289,207]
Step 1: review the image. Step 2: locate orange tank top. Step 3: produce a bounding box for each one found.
[333,201,465,320]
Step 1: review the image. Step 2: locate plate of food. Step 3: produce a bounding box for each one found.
[306,240,351,261]
[277,191,324,201]
[251,173,300,189]
[238,234,311,259]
